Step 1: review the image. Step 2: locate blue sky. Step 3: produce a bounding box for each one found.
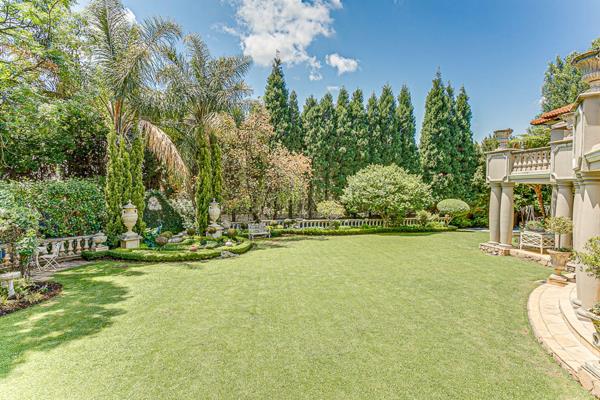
[77,0,600,141]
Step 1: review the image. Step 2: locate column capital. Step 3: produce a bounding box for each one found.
[500,181,515,188]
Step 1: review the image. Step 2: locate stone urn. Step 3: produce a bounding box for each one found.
[573,49,600,91]
[121,202,138,234]
[208,199,221,225]
[120,202,141,249]
[93,232,108,251]
[547,249,572,286]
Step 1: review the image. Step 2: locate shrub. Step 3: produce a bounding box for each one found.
[525,220,545,233]
[342,165,432,223]
[143,190,184,234]
[316,200,345,220]
[169,193,195,229]
[436,199,470,216]
[226,228,238,238]
[0,204,40,272]
[155,236,169,247]
[0,179,105,238]
[186,227,196,236]
[545,216,573,250]
[161,231,174,239]
[416,210,432,227]
[206,226,217,234]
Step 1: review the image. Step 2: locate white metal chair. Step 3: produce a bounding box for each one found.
[36,242,62,271]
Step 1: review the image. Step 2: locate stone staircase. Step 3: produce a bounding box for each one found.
[528,282,600,396]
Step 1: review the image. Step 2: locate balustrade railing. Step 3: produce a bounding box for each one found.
[1,234,102,272]
[511,147,551,174]
[229,216,450,230]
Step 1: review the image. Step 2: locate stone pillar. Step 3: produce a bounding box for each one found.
[573,181,583,250]
[554,181,574,249]
[550,184,558,217]
[499,182,515,248]
[576,174,600,309]
[489,183,502,244]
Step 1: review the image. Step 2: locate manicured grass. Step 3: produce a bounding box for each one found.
[0,232,591,399]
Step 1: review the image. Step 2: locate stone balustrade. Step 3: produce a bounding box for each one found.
[1,233,104,272]
[511,147,551,174]
[230,217,450,230]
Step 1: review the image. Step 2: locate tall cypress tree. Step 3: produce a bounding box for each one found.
[302,96,321,214]
[195,130,212,232]
[264,57,290,145]
[319,93,337,200]
[349,88,368,172]
[455,86,478,200]
[366,93,381,165]
[104,128,124,246]
[445,82,462,184]
[420,71,456,200]
[209,131,223,203]
[119,138,132,206]
[130,129,146,233]
[396,85,419,173]
[334,87,352,197]
[378,84,400,165]
[287,90,303,152]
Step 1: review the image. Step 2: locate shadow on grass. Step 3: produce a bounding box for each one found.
[0,261,141,378]
[252,236,329,251]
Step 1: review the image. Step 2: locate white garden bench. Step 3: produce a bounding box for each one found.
[248,223,271,240]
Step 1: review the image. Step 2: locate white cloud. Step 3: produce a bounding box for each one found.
[325,53,358,75]
[124,7,137,24]
[326,85,340,92]
[226,0,342,79]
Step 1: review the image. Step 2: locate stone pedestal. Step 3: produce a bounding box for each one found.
[207,224,223,239]
[499,183,515,248]
[120,232,142,249]
[489,183,502,244]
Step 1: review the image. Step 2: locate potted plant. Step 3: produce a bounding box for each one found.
[524,219,545,233]
[544,216,573,279]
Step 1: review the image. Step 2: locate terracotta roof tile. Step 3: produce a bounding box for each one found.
[530,103,576,125]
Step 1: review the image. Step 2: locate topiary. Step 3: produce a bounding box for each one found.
[436,199,470,216]
[143,190,184,234]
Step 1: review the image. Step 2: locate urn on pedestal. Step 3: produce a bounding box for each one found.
[120,201,142,249]
[207,199,223,239]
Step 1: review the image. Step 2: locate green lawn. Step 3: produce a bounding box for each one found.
[0,232,591,399]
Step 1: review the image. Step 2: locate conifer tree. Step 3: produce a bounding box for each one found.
[195,131,212,232]
[349,88,368,171]
[130,129,146,233]
[366,93,381,165]
[119,138,132,206]
[318,93,337,200]
[419,71,457,200]
[334,87,353,197]
[104,128,124,246]
[287,90,304,152]
[455,86,478,200]
[302,96,320,213]
[396,85,419,173]
[264,56,290,145]
[445,83,462,182]
[378,84,400,165]
[209,132,223,203]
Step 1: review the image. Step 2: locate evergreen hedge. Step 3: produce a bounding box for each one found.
[0,179,106,238]
[242,225,456,238]
[82,239,252,262]
[143,190,184,234]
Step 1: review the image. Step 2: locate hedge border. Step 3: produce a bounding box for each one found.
[242,225,456,238]
[82,239,253,262]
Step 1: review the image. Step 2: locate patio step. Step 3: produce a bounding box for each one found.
[528,282,600,396]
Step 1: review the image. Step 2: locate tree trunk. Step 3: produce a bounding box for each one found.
[533,184,546,219]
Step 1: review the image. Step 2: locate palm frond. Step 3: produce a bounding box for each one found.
[139,119,189,181]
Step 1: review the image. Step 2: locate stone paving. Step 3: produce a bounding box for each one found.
[31,259,91,282]
[528,282,600,396]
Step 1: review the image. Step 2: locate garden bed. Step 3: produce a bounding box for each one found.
[82,237,253,262]
[0,280,62,317]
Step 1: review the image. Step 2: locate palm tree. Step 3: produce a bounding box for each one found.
[154,34,252,180]
[86,0,187,177]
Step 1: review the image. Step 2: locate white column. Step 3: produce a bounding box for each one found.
[575,174,600,309]
[489,183,502,244]
[499,182,515,248]
[554,181,574,249]
[550,184,558,217]
[573,181,583,250]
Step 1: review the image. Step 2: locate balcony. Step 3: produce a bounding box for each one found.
[510,147,551,175]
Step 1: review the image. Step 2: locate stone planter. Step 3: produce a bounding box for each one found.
[589,312,600,347]
[548,249,572,275]
[208,200,221,224]
[120,202,141,249]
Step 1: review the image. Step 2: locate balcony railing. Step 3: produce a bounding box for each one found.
[511,147,551,174]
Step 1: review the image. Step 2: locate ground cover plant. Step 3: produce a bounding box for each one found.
[0,232,591,399]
